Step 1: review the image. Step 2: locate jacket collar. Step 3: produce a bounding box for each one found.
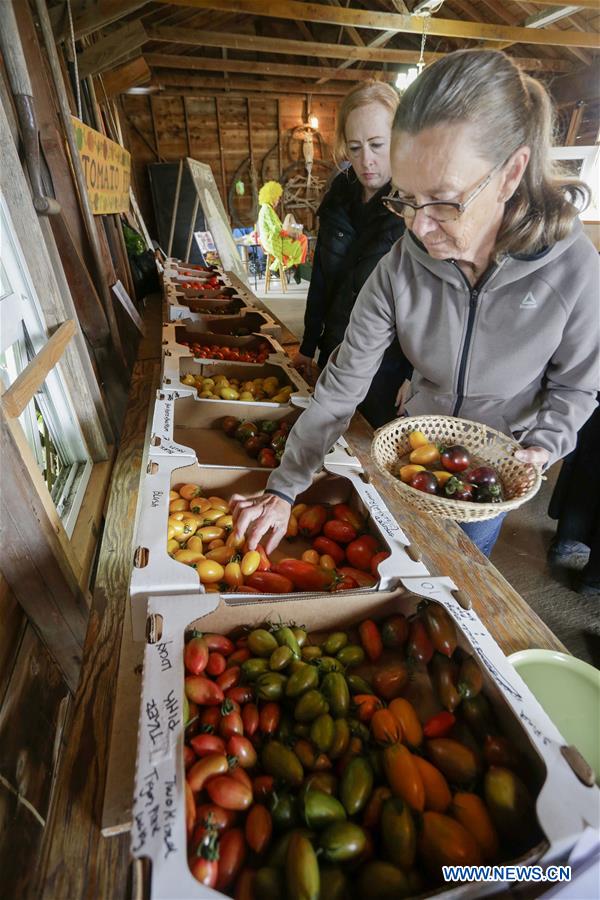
[404,217,583,289]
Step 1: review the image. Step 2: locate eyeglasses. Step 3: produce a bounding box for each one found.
[382,156,511,224]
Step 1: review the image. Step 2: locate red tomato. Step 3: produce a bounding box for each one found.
[185,780,196,837]
[407,619,434,664]
[372,662,409,701]
[227,736,257,769]
[298,504,328,537]
[370,551,390,576]
[190,734,226,757]
[241,703,259,737]
[245,804,272,855]
[185,676,224,706]
[272,559,335,592]
[190,855,218,888]
[259,702,280,735]
[337,566,377,588]
[187,754,229,793]
[184,636,209,675]
[184,745,196,770]
[226,685,254,705]
[229,765,253,790]
[196,804,238,833]
[358,619,383,662]
[217,666,241,691]
[330,575,359,592]
[312,536,345,565]
[228,648,251,666]
[207,776,253,811]
[353,693,383,723]
[346,535,379,571]
[323,519,357,544]
[206,652,227,677]
[203,634,235,656]
[255,544,271,571]
[244,571,293,593]
[219,710,244,740]
[253,774,275,801]
[332,503,364,533]
[200,706,221,730]
[215,828,247,891]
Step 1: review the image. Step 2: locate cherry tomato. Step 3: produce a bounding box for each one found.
[423,711,456,739]
[203,633,235,656]
[253,774,275,801]
[358,619,383,662]
[259,702,281,735]
[215,828,247,891]
[407,619,434,664]
[206,652,227,677]
[323,519,357,545]
[372,662,409,701]
[444,477,476,502]
[440,444,471,473]
[217,666,241,691]
[245,804,272,854]
[332,503,364,532]
[227,735,257,769]
[185,676,224,706]
[226,685,254,705]
[220,709,244,740]
[184,636,209,675]
[381,614,409,648]
[346,536,379,571]
[196,804,238,833]
[190,854,218,888]
[313,536,345,565]
[409,471,439,494]
[331,575,359,592]
[190,734,226,757]
[187,753,230,793]
[207,776,253,811]
[371,708,402,744]
[353,693,383,723]
[337,566,377,588]
[241,703,259,737]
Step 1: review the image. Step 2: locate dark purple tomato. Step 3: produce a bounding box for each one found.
[410,471,439,495]
[440,445,471,473]
[244,435,264,458]
[465,466,500,487]
[444,477,476,502]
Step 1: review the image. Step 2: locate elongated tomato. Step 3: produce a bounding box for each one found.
[383,744,425,812]
[187,753,229,793]
[206,776,253,810]
[185,676,224,706]
[184,636,209,675]
[245,804,272,855]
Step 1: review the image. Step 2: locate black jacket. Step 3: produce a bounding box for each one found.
[300,170,405,358]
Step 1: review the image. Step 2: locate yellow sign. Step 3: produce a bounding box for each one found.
[71,117,131,215]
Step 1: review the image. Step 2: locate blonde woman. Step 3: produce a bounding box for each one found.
[233,50,599,558]
[294,80,411,425]
[257,180,309,280]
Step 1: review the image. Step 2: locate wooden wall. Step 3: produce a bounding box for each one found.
[121,93,338,233]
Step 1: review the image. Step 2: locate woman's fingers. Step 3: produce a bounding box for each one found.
[233,503,264,540]
[514,445,550,467]
[264,520,288,556]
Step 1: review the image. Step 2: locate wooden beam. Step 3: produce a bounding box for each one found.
[144,26,574,72]
[565,100,586,144]
[182,96,191,156]
[69,0,151,40]
[154,0,599,49]
[1,321,76,419]
[145,51,398,82]
[149,94,161,161]
[77,21,148,79]
[155,72,349,94]
[101,56,151,96]
[160,87,346,100]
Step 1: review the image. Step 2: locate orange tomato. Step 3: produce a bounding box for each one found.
[205,546,235,565]
[169,497,190,512]
[414,756,452,813]
[409,444,440,466]
[179,483,202,501]
[301,549,320,565]
[433,470,453,487]
[207,496,229,511]
[245,804,272,855]
[198,526,225,541]
[388,698,423,748]
[399,463,426,483]
[451,792,499,861]
[224,561,243,587]
[419,812,483,878]
[408,430,430,450]
[286,514,299,539]
[371,709,402,745]
[362,786,392,829]
[320,554,336,570]
[383,743,425,812]
[185,780,195,837]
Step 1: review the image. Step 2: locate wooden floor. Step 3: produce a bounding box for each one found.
[260,291,599,669]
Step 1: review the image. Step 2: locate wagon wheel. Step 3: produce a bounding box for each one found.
[280,159,334,226]
[227,157,259,228]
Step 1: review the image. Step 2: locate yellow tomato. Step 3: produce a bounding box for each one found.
[292,503,308,519]
[399,464,426,484]
[181,374,196,386]
[169,490,180,502]
[167,525,176,541]
[286,514,298,539]
[169,497,189,513]
[186,535,204,553]
[167,539,179,555]
[320,554,336,570]
[179,483,202,501]
[216,514,233,530]
[198,526,225,542]
[190,497,211,514]
[271,391,291,403]
[302,549,320,565]
[204,584,220,593]
[202,378,215,390]
[220,387,239,401]
[206,546,236,564]
[224,561,243,587]
[240,550,260,576]
[239,392,254,401]
[408,430,430,450]
[198,390,215,399]
[180,519,198,539]
[433,470,453,487]
[409,444,440,466]
[207,496,229,511]
[174,549,205,566]
[197,559,224,584]
[226,532,245,550]
[207,539,225,550]
[168,517,187,539]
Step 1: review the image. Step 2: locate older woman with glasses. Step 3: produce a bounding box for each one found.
[232,49,599,558]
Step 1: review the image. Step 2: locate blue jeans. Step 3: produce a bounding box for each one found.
[459,512,507,557]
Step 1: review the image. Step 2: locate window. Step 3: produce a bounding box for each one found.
[0,192,92,535]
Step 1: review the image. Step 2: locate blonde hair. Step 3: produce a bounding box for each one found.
[259,181,283,206]
[334,81,400,164]
[393,50,588,256]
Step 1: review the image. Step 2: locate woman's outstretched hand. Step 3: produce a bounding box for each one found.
[514,445,550,468]
[230,492,291,554]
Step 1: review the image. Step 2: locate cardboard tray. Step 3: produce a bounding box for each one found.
[147,394,362,473]
[161,326,286,362]
[164,311,281,338]
[161,357,310,404]
[129,459,429,640]
[131,577,600,899]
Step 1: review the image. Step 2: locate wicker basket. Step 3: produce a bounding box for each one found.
[371,415,543,522]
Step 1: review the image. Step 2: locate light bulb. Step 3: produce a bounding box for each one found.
[308,114,319,130]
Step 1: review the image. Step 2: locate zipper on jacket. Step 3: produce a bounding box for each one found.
[451,262,497,418]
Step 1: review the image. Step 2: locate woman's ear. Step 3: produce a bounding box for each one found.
[500,146,531,202]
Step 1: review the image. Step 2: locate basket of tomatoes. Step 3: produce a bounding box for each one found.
[371,415,542,522]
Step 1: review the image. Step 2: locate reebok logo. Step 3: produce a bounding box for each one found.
[519,292,537,309]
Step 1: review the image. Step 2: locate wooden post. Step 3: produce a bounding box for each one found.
[215,96,228,200]
[149,94,161,161]
[565,101,585,145]
[277,98,283,177]
[182,96,192,156]
[167,159,184,256]
[33,0,127,370]
[2,321,76,418]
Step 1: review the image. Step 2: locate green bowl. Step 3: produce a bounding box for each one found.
[509,649,600,784]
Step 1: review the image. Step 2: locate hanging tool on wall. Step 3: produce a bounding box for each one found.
[0,0,61,215]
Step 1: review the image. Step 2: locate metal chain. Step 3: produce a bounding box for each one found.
[66,0,82,120]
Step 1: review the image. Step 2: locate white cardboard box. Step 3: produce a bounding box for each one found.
[129,458,429,640]
[161,357,310,404]
[131,578,600,899]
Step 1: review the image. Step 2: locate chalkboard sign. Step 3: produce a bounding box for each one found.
[149,161,206,264]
